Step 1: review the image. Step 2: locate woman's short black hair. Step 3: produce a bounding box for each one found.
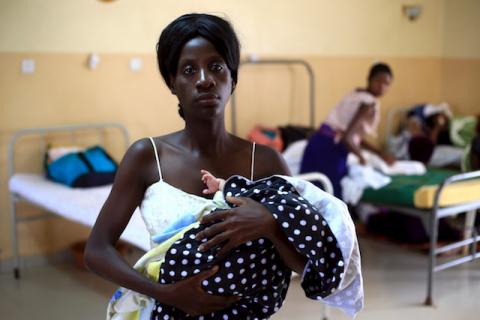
[368,62,393,81]
[156,13,240,89]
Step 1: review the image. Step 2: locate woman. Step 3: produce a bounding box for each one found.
[86,14,361,319]
[300,63,394,198]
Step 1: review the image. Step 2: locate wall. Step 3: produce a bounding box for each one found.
[0,0,444,56]
[441,0,480,115]
[0,0,477,262]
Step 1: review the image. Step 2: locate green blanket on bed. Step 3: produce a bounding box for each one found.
[361,168,458,207]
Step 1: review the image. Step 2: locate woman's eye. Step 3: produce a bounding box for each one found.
[211,63,223,72]
[183,66,195,75]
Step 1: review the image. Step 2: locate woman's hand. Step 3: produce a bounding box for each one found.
[195,196,276,257]
[197,196,308,274]
[380,152,396,166]
[358,155,367,165]
[159,266,240,316]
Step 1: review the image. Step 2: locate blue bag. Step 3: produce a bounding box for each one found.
[46,145,117,188]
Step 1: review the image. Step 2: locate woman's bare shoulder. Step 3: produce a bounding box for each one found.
[114,138,156,179]
[120,133,183,185]
[149,131,185,153]
[254,143,290,177]
[122,132,180,168]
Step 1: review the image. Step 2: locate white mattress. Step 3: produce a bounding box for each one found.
[9,173,150,251]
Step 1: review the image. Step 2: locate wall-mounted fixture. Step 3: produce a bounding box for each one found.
[403,4,422,21]
[87,53,100,70]
[21,59,35,74]
[129,57,143,72]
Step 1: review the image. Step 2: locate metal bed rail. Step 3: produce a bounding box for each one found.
[295,172,334,195]
[424,169,480,305]
[8,123,130,279]
[230,58,316,134]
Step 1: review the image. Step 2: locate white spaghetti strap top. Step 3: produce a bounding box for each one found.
[148,137,163,181]
[250,142,256,180]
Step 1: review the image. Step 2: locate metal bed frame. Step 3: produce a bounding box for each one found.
[230,58,316,135]
[8,123,130,279]
[362,170,480,305]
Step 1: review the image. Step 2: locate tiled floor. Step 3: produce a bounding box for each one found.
[1,238,479,320]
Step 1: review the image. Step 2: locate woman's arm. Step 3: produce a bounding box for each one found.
[85,139,238,316]
[196,147,307,274]
[341,103,374,164]
[344,103,394,164]
[85,140,157,296]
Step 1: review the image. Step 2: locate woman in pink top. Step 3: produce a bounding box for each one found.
[300,63,394,198]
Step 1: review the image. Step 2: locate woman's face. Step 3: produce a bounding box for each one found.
[368,72,392,97]
[170,36,233,120]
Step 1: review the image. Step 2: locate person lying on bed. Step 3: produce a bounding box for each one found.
[106,169,363,319]
[387,104,451,164]
[300,63,395,198]
[85,13,362,320]
[388,103,476,167]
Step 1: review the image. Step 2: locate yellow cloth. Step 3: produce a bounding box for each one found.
[414,180,480,208]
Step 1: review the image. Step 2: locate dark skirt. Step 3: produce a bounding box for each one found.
[300,124,349,198]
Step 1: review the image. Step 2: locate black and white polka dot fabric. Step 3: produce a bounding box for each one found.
[151,175,344,320]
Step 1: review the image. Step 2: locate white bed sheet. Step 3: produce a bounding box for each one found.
[282,139,308,175]
[9,173,150,251]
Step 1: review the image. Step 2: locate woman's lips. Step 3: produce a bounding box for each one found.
[196,94,219,104]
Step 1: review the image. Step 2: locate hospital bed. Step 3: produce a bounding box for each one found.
[285,144,480,306]
[8,123,151,279]
[283,139,480,305]
[381,107,480,303]
[360,168,480,305]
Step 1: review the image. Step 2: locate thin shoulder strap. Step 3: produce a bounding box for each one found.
[250,142,256,180]
[148,137,163,181]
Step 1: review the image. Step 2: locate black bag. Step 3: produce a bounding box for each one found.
[278,125,315,151]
